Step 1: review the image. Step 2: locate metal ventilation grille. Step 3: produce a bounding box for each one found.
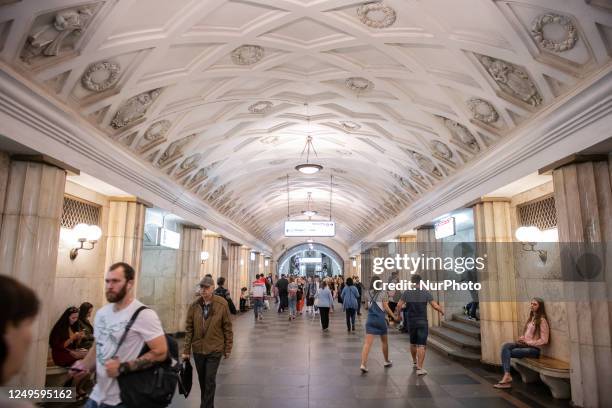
[60,196,101,229]
[518,195,557,230]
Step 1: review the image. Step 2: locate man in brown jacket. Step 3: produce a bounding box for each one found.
[182,275,233,408]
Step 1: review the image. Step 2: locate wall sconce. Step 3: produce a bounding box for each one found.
[264,259,269,267]
[200,251,209,264]
[515,226,547,264]
[352,258,357,268]
[69,223,102,260]
[240,259,244,266]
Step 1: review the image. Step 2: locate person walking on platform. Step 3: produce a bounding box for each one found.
[288,277,298,320]
[182,275,233,408]
[341,278,360,332]
[360,276,395,373]
[251,274,266,321]
[276,274,289,313]
[354,277,363,316]
[395,274,444,376]
[314,281,334,331]
[70,262,168,408]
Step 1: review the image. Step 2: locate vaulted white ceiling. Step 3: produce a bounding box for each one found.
[1,0,611,248]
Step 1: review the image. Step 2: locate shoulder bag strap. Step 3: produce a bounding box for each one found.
[112,306,148,358]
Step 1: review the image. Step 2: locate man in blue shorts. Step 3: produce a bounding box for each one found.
[395,274,444,376]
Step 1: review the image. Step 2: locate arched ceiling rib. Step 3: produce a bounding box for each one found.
[1,0,610,246]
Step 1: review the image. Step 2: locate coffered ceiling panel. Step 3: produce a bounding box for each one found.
[1,0,610,247]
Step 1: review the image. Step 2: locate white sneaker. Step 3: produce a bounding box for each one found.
[383,360,393,368]
[360,365,368,373]
[416,368,428,376]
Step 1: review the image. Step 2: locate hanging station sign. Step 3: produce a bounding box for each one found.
[434,216,456,239]
[284,221,335,237]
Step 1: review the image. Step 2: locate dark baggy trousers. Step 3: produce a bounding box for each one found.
[319,307,330,329]
[345,308,356,330]
[194,352,222,408]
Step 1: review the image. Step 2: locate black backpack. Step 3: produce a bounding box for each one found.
[114,306,180,408]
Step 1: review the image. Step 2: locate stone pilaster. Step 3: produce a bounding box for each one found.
[240,246,250,288]
[174,226,201,333]
[472,199,519,365]
[104,199,147,291]
[201,231,223,282]
[552,157,612,408]
[227,243,242,302]
[416,226,443,328]
[0,158,66,387]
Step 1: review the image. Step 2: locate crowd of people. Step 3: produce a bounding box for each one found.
[0,266,551,408]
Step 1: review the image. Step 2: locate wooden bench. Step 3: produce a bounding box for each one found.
[511,356,570,399]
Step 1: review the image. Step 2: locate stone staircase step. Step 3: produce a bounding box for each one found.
[430,326,481,351]
[441,319,481,339]
[452,313,481,328]
[427,334,481,362]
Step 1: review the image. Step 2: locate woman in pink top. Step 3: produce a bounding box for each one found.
[494,298,549,388]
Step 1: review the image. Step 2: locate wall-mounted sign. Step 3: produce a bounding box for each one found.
[301,257,322,263]
[160,228,180,249]
[284,221,335,237]
[434,217,456,239]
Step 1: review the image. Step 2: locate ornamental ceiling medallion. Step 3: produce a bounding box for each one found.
[410,151,443,177]
[477,55,543,107]
[231,44,264,65]
[340,121,361,132]
[111,88,161,129]
[356,2,397,29]
[345,77,374,93]
[157,134,196,167]
[248,100,273,114]
[431,141,452,159]
[82,61,120,92]
[466,98,499,123]
[531,13,578,52]
[144,120,171,141]
[442,118,480,152]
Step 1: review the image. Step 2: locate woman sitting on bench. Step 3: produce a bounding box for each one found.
[494,297,550,389]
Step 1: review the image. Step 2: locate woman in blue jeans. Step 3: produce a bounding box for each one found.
[494,298,550,389]
[341,277,360,332]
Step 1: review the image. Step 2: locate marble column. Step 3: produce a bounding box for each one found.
[174,226,202,333]
[0,157,67,387]
[472,198,519,365]
[104,198,147,292]
[552,157,612,408]
[416,226,443,328]
[227,243,242,303]
[398,234,417,282]
[201,231,223,282]
[240,246,250,288]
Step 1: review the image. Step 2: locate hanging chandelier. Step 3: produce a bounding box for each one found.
[295,135,323,174]
[302,192,317,217]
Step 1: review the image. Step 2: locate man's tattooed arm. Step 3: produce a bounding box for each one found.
[120,335,168,374]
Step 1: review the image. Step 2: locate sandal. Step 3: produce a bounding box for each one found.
[493,381,512,389]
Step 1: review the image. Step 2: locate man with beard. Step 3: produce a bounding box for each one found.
[70,262,167,408]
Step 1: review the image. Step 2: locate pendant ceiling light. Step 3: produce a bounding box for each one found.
[295,102,323,174]
[295,135,323,174]
[302,192,317,217]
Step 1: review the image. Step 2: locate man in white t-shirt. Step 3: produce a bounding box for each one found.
[70,262,167,408]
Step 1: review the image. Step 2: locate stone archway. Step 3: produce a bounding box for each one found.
[276,243,344,276]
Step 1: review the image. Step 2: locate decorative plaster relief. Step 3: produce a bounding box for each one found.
[345,77,374,93]
[157,134,196,167]
[231,44,264,65]
[248,100,273,113]
[111,89,161,129]
[477,55,543,107]
[531,13,578,52]
[331,168,347,174]
[340,121,361,132]
[260,135,278,144]
[431,141,452,159]
[467,98,499,123]
[81,60,120,92]
[180,153,202,170]
[409,151,443,177]
[144,120,171,141]
[442,118,480,152]
[356,2,397,29]
[336,149,352,156]
[20,5,97,63]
